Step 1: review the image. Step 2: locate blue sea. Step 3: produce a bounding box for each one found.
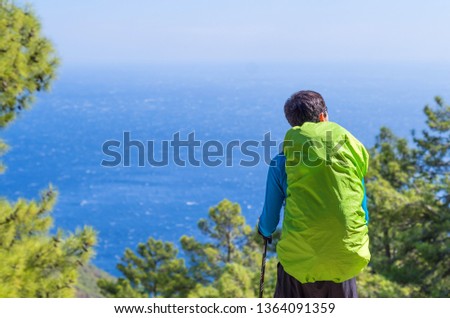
[1,62,449,275]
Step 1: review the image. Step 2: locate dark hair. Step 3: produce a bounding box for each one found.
[284,90,328,127]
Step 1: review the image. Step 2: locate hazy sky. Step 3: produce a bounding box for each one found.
[25,0,450,65]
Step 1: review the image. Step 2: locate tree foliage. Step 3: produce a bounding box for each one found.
[0,188,96,297]
[100,199,278,298]
[0,0,59,172]
[0,1,96,298]
[415,96,450,178]
[356,269,418,298]
[0,0,59,127]
[367,97,449,297]
[98,238,193,298]
[188,263,257,298]
[97,278,146,298]
[181,199,252,284]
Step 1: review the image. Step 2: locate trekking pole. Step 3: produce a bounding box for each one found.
[259,237,268,298]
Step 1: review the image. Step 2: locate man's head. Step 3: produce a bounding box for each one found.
[284,90,328,127]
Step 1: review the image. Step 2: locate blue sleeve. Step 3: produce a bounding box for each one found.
[258,154,286,237]
[362,178,369,224]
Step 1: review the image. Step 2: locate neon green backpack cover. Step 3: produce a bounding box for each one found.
[278,121,370,283]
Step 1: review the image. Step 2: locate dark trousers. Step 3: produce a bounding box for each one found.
[274,263,358,298]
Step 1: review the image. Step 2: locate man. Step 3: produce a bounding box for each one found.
[258,90,370,298]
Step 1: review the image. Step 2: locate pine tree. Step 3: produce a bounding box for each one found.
[97,278,146,298]
[180,199,252,283]
[356,269,418,297]
[0,0,58,127]
[366,127,418,273]
[188,263,256,298]
[415,96,450,178]
[0,1,96,298]
[412,97,449,297]
[101,200,278,298]
[98,238,193,298]
[181,199,276,298]
[367,98,449,296]
[0,188,96,297]
[0,0,58,171]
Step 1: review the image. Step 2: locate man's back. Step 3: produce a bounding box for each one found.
[258,90,370,297]
[279,121,370,283]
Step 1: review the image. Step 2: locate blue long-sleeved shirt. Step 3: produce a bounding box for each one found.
[258,153,369,238]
